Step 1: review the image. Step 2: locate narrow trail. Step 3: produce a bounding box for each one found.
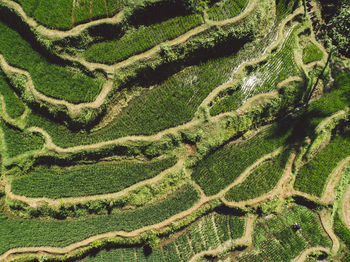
[198,6,304,110]
[0,0,124,39]
[0,95,26,129]
[319,209,340,254]
[5,159,184,208]
[0,55,113,116]
[188,215,256,262]
[0,195,211,262]
[343,184,350,230]
[291,246,330,262]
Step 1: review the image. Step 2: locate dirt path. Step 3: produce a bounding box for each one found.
[0,195,211,261]
[0,95,26,129]
[198,6,304,110]
[291,246,330,262]
[5,159,184,208]
[0,0,124,39]
[188,215,256,262]
[319,209,340,254]
[343,184,350,230]
[0,54,113,116]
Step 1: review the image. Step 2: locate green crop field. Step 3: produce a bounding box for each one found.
[0,0,349,261]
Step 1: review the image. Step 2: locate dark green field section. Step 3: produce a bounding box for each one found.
[225,150,290,201]
[207,0,249,21]
[11,157,176,198]
[0,21,103,103]
[0,184,199,254]
[84,14,203,64]
[85,212,245,261]
[192,124,292,196]
[294,134,350,197]
[13,0,123,29]
[0,69,24,118]
[2,123,45,158]
[236,206,331,261]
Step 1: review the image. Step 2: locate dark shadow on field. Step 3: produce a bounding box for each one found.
[121,35,253,89]
[214,205,247,216]
[127,0,191,26]
[0,6,72,69]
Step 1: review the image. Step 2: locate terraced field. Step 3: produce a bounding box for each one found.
[0,0,349,261]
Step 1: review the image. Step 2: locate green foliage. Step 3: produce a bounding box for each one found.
[334,212,350,249]
[225,150,290,201]
[27,50,242,147]
[329,6,350,57]
[83,14,203,64]
[84,212,244,261]
[0,70,25,118]
[192,124,292,195]
[294,134,350,197]
[207,0,249,21]
[303,43,324,64]
[73,0,110,25]
[210,20,301,115]
[0,21,103,103]
[11,157,176,198]
[14,0,72,29]
[1,124,44,158]
[237,206,331,261]
[0,184,199,254]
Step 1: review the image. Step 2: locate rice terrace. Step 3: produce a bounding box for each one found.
[0,0,349,260]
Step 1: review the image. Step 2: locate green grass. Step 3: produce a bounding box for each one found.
[303,43,324,64]
[237,205,331,261]
[0,21,103,103]
[1,124,45,158]
[210,25,300,115]
[83,14,203,64]
[225,150,290,202]
[0,70,25,119]
[192,123,292,196]
[207,0,249,21]
[11,157,176,198]
[0,184,199,255]
[294,134,350,197]
[14,0,73,29]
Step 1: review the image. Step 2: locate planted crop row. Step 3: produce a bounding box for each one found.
[0,69,25,118]
[27,47,244,148]
[0,184,199,255]
[13,0,124,29]
[83,14,203,64]
[294,134,350,197]
[13,0,73,29]
[276,0,300,24]
[192,123,292,196]
[225,150,290,202]
[207,0,249,21]
[210,25,300,115]
[85,212,245,261]
[11,156,177,198]
[237,206,331,261]
[1,123,45,158]
[0,21,103,103]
